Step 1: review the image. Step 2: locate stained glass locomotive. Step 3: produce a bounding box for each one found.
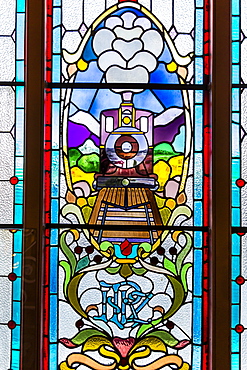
[95,94,158,191]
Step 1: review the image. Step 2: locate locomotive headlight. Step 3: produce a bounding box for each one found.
[121,141,132,153]
[123,116,131,125]
[105,127,148,169]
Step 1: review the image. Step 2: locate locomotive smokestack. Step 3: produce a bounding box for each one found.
[122,92,133,103]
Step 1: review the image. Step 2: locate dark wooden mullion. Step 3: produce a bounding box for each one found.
[211,0,231,369]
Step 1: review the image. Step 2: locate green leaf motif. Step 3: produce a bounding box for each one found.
[137,318,162,338]
[164,257,177,275]
[176,232,192,274]
[71,329,107,346]
[181,262,192,293]
[76,255,90,273]
[163,276,185,320]
[146,330,179,347]
[132,267,147,275]
[59,260,71,298]
[106,265,121,274]
[60,232,77,276]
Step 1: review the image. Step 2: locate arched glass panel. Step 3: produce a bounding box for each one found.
[44,1,210,369]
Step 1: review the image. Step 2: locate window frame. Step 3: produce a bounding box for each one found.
[22,0,232,369]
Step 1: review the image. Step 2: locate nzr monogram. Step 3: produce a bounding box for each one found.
[94,281,153,329]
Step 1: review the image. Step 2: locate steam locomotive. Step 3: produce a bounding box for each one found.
[94,96,159,191]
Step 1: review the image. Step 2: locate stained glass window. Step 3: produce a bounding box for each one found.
[0,0,25,368]
[44,1,210,369]
[231,0,247,368]
[0,0,237,369]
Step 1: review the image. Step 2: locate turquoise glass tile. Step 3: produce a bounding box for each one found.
[232,42,240,64]
[194,201,203,226]
[194,153,203,199]
[51,199,59,223]
[50,247,58,294]
[232,234,240,256]
[196,0,203,7]
[16,60,24,82]
[232,256,240,280]
[49,295,57,342]
[231,304,240,328]
[17,0,25,12]
[16,86,24,108]
[232,158,240,178]
[14,231,22,253]
[14,205,23,224]
[192,345,201,370]
[195,57,203,84]
[13,301,21,325]
[232,282,240,304]
[195,90,203,103]
[12,326,21,350]
[15,157,24,180]
[16,14,25,59]
[15,181,23,204]
[52,88,60,101]
[52,55,61,83]
[13,252,22,277]
[52,102,60,149]
[232,353,240,370]
[16,109,24,156]
[232,0,240,15]
[232,16,240,41]
[11,349,20,370]
[232,124,240,157]
[194,231,202,249]
[232,88,240,111]
[232,65,240,84]
[53,7,61,27]
[13,278,22,302]
[51,151,59,197]
[231,329,240,353]
[232,113,240,123]
[193,297,202,344]
[53,26,61,54]
[50,228,58,246]
[194,249,202,296]
[195,9,203,56]
[195,105,203,151]
[232,208,240,227]
[49,344,58,370]
[232,186,240,208]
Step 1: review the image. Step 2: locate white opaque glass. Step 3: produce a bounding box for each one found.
[84,0,105,28]
[62,30,82,53]
[0,87,15,131]
[241,39,247,84]
[0,182,13,223]
[152,0,173,31]
[0,278,12,322]
[0,0,15,36]
[62,0,83,30]
[0,133,14,179]
[0,230,13,275]
[174,0,194,33]
[0,37,15,81]
[0,326,11,368]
